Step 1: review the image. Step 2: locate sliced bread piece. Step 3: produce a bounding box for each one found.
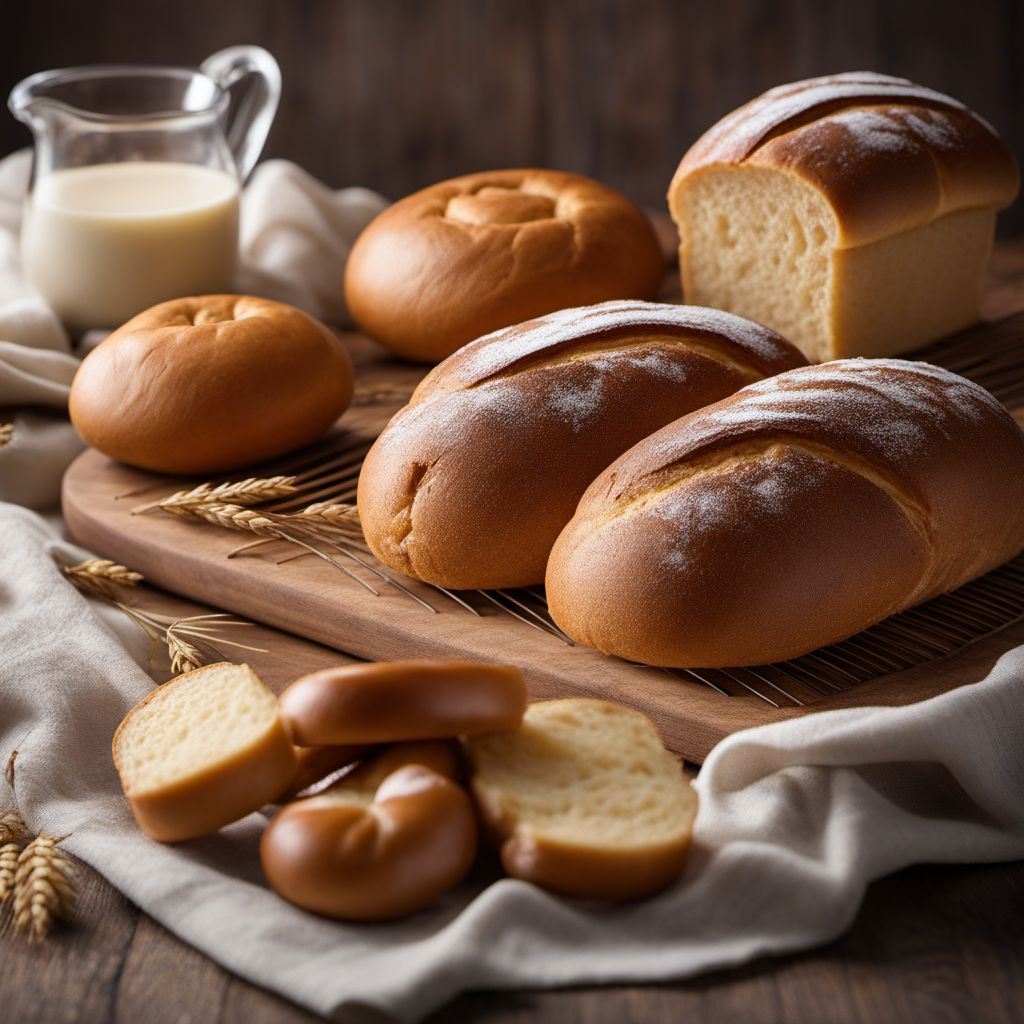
[113,662,298,842]
[464,699,697,900]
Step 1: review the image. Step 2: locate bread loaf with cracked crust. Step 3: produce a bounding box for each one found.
[546,359,1024,667]
[668,72,1019,362]
[357,300,806,589]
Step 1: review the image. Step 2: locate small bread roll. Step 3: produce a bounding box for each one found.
[344,169,665,363]
[260,764,477,920]
[279,661,527,746]
[465,699,697,901]
[321,741,462,802]
[113,663,298,843]
[357,301,806,589]
[70,295,354,474]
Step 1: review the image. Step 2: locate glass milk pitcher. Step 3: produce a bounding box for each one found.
[8,46,280,331]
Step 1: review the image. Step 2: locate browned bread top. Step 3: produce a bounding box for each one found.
[546,360,1024,666]
[343,169,666,363]
[410,299,805,401]
[669,72,1019,247]
[357,301,806,589]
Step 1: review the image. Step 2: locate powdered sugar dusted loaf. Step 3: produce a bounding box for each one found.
[669,73,1019,363]
[357,301,806,590]
[546,359,1024,668]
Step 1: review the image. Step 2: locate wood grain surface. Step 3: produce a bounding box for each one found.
[60,307,1024,764]
[3,0,1024,232]
[4,244,1024,1022]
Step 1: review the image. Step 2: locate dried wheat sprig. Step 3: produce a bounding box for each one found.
[62,558,143,599]
[0,423,12,448]
[0,810,30,846]
[13,835,74,943]
[166,631,203,675]
[297,502,362,526]
[0,842,19,903]
[182,502,279,534]
[131,475,297,516]
[56,556,265,676]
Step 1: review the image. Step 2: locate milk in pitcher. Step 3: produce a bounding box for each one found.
[21,161,240,330]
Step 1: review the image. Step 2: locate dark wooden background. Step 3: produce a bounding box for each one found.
[3,0,1022,229]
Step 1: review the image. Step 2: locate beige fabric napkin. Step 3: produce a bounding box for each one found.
[2,147,1024,1023]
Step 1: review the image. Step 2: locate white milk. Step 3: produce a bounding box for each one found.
[21,161,240,330]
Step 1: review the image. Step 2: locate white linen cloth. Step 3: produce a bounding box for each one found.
[2,146,1024,1022]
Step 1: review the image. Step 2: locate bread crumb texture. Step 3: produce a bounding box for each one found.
[116,663,280,795]
[469,699,694,848]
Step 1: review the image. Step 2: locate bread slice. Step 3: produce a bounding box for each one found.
[113,663,298,842]
[464,699,697,900]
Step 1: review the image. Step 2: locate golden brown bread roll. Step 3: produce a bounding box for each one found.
[278,661,527,746]
[547,359,1024,667]
[70,295,354,474]
[357,300,807,589]
[343,169,665,363]
[261,764,477,921]
[668,72,1019,362]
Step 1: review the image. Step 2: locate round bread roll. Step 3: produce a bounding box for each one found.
[260,764,477,921]
[546,359,1024,667]
[357,301,806,589]
[343,169,665,363]
[69,294,354,474]
[278,661,527,746]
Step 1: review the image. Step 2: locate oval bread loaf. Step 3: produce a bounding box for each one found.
[70,295,354,474]
[546,359,1024,667]
[357,301,807,589]
[343,169,665,363]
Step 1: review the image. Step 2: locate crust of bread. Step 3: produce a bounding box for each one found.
[69,294,354,474]
[261,765,477,921]
[343,169,665,363]
[669,72,1019,250]
[546,359,1024,667]
[278,661,527,745]
[357,301,806,589]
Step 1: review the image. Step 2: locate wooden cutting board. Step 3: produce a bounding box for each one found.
[62,314,1024,763]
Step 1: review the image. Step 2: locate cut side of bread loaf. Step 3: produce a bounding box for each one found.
[669,73,1019,362]
[113,662,298,842]
[465,699,697,900]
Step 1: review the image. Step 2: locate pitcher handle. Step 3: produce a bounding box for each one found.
[200,45,281,182]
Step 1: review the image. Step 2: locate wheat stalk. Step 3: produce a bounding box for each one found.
[0,810,30,846]
[132,475,297,515]
[13,835,74,942]
[62,558,143,599]
[297,502,361,527]
[0,842,19,903]
[57,557,266,676]
[0,423,12,448]
[166,629,203,675]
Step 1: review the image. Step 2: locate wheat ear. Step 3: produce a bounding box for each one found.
[0,423,12,448]
[13,835,74,942]
[62,559,143,599]
[132,475,297,515]
[0,810,29,905]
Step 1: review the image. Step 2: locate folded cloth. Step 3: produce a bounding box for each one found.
[3,502,1024,1023]
[2,145,1024,1022]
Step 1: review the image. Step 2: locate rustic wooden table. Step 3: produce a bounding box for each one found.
[4,243,1024,1024]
